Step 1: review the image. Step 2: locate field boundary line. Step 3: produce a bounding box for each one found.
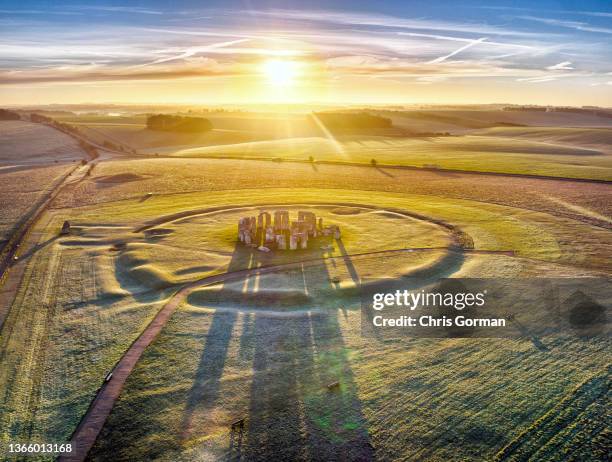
[165,154,612,184]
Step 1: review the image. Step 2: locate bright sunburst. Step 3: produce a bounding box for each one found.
[261,59,300,86]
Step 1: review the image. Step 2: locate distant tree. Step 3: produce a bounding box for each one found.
[30,113,53,124]
[147,114,213,133]
[0,109,20,121]
[370,158,377,167]
[308,156,315,163]
[313,111,392,131]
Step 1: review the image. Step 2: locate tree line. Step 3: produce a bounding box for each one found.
[146,114,213,132]
[312,111,392,130]
[0,109,20,121]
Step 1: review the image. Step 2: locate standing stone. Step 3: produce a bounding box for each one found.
[60,221,71,235]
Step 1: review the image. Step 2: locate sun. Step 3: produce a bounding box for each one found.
[261,59,300,86]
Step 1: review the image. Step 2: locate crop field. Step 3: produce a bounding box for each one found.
[57,111,612,180]
[169,135,612,180]
[0,110,610,462]
[54,158,611,227]
[474,127,612,153]
[0,164,77,245]
[0,120,84,246]
[383,109,612,129]
[0,121,83,164]
[54,113,319,154]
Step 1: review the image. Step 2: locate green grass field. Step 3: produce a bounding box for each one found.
[87,274,610,461]
[0,212,170,452]
[70,187,605,266]
[171,135,612,180]
[0,108,610,462]
[55,112,612,180]
[1,181,609,460]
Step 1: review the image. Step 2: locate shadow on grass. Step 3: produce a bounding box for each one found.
[181,239,375,460]
[11,235,58,264]
[242,250,373,461]
[180,244,248,437]
[374,166,394,178]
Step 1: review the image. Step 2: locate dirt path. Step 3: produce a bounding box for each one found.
[0,163,91,329]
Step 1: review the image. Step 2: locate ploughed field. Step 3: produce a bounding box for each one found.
[0,121,610,461]
[0,121,83,164]
[0,121,84,248]
[0,164,75,245]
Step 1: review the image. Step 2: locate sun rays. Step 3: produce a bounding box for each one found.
[260,59,301,87]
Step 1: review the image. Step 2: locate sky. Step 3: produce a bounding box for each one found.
[1,0,611,106]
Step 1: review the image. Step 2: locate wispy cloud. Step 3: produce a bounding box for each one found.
[579,11,612,18]
[0,4,610,105]
[0,9,83,15]
[249,9,543,37]
[397,32,534,49]
[517,16,612,34]
[72,5,164,15]
[0,64,240,85]
[547,61,574,70]
[0,5,164,16]
[517,76,562,83]
[516,72,592,83]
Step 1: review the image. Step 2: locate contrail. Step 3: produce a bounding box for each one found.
[137,38,251,67]
[427,37,487,64]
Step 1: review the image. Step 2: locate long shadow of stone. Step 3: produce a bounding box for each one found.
[179,232,377,459]
[239,250,375,461]
[374,166,394,178]
[180,243,253,439]
[336,237,360,287]
[9,235,58,266]
[239,314,313,461]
